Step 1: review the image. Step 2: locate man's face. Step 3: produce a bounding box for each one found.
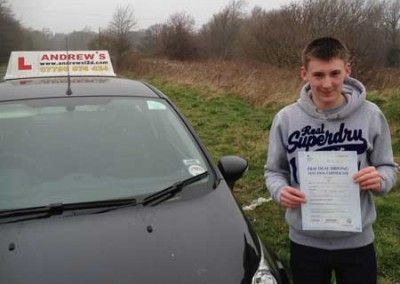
[301,57,351,110]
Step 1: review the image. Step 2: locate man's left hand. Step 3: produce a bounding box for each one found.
[353,166,382,193]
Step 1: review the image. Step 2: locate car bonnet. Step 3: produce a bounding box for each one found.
[0,182,260,283]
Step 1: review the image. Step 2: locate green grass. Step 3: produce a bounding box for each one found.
[368,91,400,158]
[143,77,400,283]
[374,190,400,283]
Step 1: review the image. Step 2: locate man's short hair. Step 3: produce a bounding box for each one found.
[302,37,350,68]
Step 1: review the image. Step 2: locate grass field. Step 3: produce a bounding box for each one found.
[135,76,400,284]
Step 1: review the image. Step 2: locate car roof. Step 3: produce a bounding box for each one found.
[0,76,160,102]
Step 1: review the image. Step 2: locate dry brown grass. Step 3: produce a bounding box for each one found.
[128,58,303,107]
[126,58,400,107]
[361,68,400,92]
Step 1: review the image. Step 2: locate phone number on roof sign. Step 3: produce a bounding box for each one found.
[39,65,109,73]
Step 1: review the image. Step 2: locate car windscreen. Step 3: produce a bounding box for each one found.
[0,97,211,210]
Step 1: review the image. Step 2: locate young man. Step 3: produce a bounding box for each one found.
[265,37,397,284]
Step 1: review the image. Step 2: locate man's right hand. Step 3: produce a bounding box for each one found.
[280,186,306,208]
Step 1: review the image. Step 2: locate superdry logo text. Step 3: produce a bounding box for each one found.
[287,123,367,153]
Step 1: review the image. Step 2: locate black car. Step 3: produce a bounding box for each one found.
[0,52,289,284]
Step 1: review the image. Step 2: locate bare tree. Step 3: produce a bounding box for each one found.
[239,5,306,66]
[68,29,97,50]
[90,0,399,71]
[140,24,166,56]
[382,0,400,44]
[23,28,53,50]
[0,0,23,62]
[297,0,386,71]
[199,0,245,59]
[238,0,387,73]
[382,0,400,66]
[90,5,136,71]
[160,12,196,60]
[109,5,136,39]
[110,5,136,69]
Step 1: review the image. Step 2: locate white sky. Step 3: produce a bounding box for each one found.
[10,0,294,33]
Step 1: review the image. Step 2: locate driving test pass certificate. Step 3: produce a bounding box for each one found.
[298,151,362,232]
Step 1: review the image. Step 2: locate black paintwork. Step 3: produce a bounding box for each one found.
[218,156,248,189]
[0,181,260,283]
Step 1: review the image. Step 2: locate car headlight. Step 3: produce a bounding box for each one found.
[251,237,278,284]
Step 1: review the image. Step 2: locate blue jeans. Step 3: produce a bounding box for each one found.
[290,241,377,284]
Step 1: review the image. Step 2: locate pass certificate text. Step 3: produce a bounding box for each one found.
[298,151,362,232]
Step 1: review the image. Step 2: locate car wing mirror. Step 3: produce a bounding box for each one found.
[217,155,248,190]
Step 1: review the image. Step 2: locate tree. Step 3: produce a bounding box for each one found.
[23,28,53,50]
[299,0,386,72]
[382,0,400,45]
[68,28,97,50]
[139,24,166,56]
[109,5,136,69]
[0,0,23,63]
[160,12,196,60]
[382,0,400,66]
[238,0,387,72]
[239,5,306,66]
[89,5,136,71]
[109,5,136,40]
[199,0,245,59]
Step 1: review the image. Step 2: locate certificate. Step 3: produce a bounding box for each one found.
[298,151,362,232]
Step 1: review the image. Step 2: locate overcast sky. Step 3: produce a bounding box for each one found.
[10,0,294,33]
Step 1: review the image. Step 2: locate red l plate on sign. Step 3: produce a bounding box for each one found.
[18,57,32,70]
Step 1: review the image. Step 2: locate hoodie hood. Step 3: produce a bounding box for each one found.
[298,77,366,120]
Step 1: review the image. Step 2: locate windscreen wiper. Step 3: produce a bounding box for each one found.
[0,203,65,219]
[0,197,137,223]
[142,171,209,207]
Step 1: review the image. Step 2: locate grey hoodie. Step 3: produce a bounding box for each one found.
[265,77,397,249]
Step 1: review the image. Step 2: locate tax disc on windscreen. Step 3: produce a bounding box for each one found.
[188,165,206,176]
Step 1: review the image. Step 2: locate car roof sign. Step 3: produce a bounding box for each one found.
[4,50,116,80]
